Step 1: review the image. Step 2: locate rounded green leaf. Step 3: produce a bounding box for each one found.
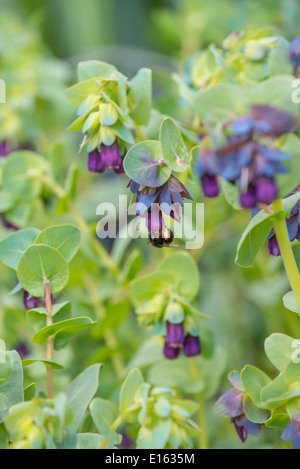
[35,224,81,263]
[160,118,190,173]
[17,245,70,297]
[158,252,200,300]
[0,228,40,270]
[31,317,96,350]
[124,140,171,187]
[2,151,47,200]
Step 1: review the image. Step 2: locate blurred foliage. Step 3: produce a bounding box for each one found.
[0,0,300,449]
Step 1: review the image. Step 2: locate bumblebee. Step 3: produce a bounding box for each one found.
[148,226,176,248]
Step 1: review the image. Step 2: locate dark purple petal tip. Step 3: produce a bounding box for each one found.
[182,334,202,357]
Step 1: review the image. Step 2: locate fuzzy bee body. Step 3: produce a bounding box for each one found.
[148,227,176,248]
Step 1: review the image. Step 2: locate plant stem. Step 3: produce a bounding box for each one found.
[38,173,119,277]
[188,357,208,449]
[45,281,54,399]
[82,273,125,376]
[272,199,300,312]
[99,403,140,449]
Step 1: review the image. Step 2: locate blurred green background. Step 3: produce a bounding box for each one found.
[0,0,300,449]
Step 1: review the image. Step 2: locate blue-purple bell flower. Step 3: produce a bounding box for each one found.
[166,321,185,347]
[163,342,181,360]
[182,333,202,357]
[128,175,192,231]
[87,141,125,174]
[0,140,14,157]
[281,417,300,449]
[214,387,261,443]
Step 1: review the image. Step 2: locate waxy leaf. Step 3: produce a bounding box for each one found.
[35,224,81,263]
[0,228,40,270]
[22,358,64,370]
[160,118,190,173]
[243,394,270,424]
[17,245,70,297]
[264,333,295,372]
[158,252,200,301]
[2,151,47,200]
[0,351,23,422]
[90,398,122,447]
[77,60,117,82]
[31,317,96,350]
[241,365,271,407]
[283,291,299,315]
[124,140,171,187]
[128,68,152,125]
[120,368,144,418]
[65,364,102,432]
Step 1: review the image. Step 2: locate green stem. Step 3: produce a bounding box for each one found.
[45,281,54,399]
[272,199,300,312]
[38,173,119,277]
[188,358,208,449]
[82,273,125,376]
[99,404,140,449]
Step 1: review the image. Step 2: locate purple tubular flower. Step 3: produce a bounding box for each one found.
[268,235,281,256]
[145,204,163,234]
[87,148,104,173]
[214,387,261,443]
[240,184,257,209]
[163,342,181,360]
[23,290,41,310]
[87,141,124,174]
[128,175,192,230]
[281,418,300,449]
[166,321,185,347]
[0,140,14,157]
[255,177,278,205]
[15,342,30,358]
[288,35,300,75]
[201,174,220,198]
[182,334,201,357]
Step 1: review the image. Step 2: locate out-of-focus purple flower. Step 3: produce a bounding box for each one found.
[230,105,298,139]
[1,215,19,231]
[166,321,185,347]
[119,433,134,449]
[220,139,290,209]
[163,342,181,360]
[0,140,14,157]
[288,35,300,76]
[214,386,261,443]
[23,290,41,310]
[182,334,201,357]
[15,342,30,358]
[87,141,125,174]
[201,174,220,198]
[281,417,300,449]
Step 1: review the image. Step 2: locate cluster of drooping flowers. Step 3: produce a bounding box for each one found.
[195,105,297,209]
[163,320,202,360]
[214,373,261,443]
[162,301,201,360]
[128,174,193,235]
